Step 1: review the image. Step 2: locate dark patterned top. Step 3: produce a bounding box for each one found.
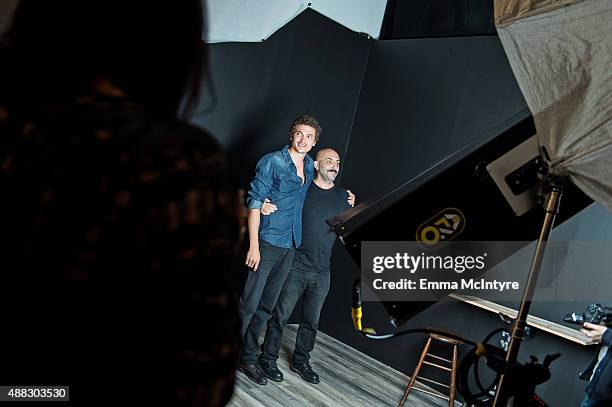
[0,93,242,406]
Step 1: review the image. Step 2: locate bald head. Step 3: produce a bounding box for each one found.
[315,148,339,162]
[314,148,341,187]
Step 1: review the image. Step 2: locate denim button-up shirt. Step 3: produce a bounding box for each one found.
[246,146,314,248]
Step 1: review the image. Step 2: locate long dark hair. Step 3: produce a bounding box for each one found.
[0,0,206,118]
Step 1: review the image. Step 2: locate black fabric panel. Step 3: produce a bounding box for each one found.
[341,36,528,202]
[192,42,265,176]
[380,0,496,39]
[379,0,397,40]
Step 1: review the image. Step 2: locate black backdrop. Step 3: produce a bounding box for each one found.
[380,0,496,39]
[195,9,371,187]
[195,8,607,406]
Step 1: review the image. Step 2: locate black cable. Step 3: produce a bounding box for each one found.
[476,328,507,394]
[361,327,479,347]
[456,328,508,407]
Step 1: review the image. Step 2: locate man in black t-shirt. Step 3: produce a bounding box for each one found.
[257,148,355,384]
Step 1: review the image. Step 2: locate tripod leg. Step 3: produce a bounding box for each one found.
[492,185,562,406]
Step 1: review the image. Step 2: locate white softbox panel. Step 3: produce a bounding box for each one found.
[205,0,387,43]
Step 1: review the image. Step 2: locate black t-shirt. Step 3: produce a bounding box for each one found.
[293,182,350,273]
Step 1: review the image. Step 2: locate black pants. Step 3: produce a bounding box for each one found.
[239,240,295,364]
[260,268,330,366]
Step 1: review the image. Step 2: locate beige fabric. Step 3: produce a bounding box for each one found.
[496,0,612,211]
[494,0,580,27]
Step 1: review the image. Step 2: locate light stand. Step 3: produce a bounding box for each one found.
[492,178,563,407]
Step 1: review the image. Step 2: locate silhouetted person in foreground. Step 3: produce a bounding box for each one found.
[0,1,241,405]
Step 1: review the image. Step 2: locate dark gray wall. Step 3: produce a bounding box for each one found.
[193,11,611,406]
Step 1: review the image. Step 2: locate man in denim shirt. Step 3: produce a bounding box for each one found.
[238,115,320,385]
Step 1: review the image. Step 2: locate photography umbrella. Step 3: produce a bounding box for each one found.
[496,0,612,210]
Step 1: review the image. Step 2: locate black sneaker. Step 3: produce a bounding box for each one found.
[258,359,284,382]
[239,363,268,385]
[290,363,320,384]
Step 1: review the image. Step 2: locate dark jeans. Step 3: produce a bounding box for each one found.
[260,268,330,366]
[239,240,295,364]
[581,395,595,407]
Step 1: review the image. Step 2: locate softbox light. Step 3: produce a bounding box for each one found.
[495,0,612,212]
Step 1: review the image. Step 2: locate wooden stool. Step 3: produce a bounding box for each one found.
[398,332,462,407]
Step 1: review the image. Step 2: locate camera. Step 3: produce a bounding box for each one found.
[564,304,612,326]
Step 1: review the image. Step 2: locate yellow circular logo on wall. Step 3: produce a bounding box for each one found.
[416,208,465,247]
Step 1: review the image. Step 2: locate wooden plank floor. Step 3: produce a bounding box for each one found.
[229,325,456,407]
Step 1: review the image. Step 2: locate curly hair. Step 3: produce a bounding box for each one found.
[289,114,322,142]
